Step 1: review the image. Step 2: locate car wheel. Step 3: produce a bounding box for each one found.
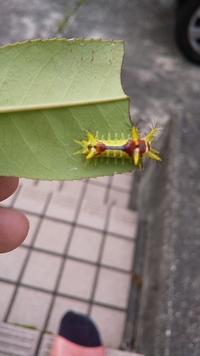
[175,0,200,64]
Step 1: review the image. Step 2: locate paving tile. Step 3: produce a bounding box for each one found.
[101,235,135,271]
[35,180,62,192]
[0,282,15,320]
[84,183,107,204]
[34,219,71,254]
[19,178,36,187]
[38,333,54,356]
[111,173,133,191]
[89,175,110,186]
[58,260,96,300]
[21,250,62,291]
[22,213,41,246]
[77,198,108,230]
[45,192,79,223]
[107,206,138,239]
[106,189,130,208]
[0,247,28,282]
[90,305,126,349]
[94,268,131,308]
[61,180,85,197]
[13,186,50,214]
[68,226,102,262]
[47,296,89,334]
[8,287,52,329]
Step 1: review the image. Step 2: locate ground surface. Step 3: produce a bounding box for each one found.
[0,1,200,355]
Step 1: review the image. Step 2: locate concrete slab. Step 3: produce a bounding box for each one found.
[134,112,200,356]
[0,322,40,356]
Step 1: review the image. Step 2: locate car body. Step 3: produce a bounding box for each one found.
[159,0,200,64]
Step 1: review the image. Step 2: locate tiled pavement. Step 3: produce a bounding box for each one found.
[0,173,141,355]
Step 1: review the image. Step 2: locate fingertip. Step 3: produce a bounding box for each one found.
[0,176,19,201]
[0,207,29,253]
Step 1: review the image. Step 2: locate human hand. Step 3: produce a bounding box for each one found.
[0,177,29,253]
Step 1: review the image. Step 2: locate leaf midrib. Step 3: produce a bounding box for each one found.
[0,96,127,113]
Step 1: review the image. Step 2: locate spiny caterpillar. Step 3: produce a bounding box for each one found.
[74,125,161,169]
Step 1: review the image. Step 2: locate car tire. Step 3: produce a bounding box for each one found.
[175,0,200,64]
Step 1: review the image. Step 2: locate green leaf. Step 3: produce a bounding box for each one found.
[0,38,135,180]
